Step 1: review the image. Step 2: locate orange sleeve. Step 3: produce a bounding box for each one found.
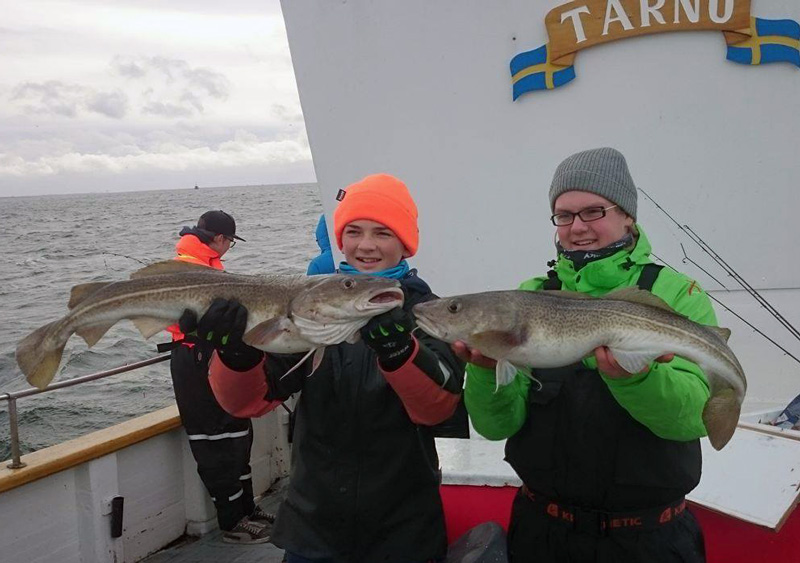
[208,352,283,418]
[381,339,461,426]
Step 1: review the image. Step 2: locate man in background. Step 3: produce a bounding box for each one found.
[168,210,274,544]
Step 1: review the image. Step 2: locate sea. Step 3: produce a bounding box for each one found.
[0,184,323,460]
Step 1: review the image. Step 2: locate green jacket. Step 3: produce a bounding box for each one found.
[465,226,716,442]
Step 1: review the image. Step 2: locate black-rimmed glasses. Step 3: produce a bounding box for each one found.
[225,236,237,248]
[550,204,619,226]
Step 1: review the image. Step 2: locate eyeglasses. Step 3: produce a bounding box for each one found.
[225,236,237,248]
[550,205,619,226]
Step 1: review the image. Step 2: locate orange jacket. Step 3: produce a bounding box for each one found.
[167,234,224,341]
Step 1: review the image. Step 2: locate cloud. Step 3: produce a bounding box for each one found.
[111,55,230,117]
[142,101,194,118]
[86,91,128,119]
[10,80,130,119]
[12,81,84,117]
[0,129,311,177]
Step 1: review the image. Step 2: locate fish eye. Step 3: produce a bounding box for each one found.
[342,278,356,289]
[447,299,462,314]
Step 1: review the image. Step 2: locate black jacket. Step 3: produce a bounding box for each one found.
[266,272,465,562]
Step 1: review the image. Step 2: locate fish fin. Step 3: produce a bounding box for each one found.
[705,326,732,343]
[309,348,325,375]
[68,282,112,309]
[513,364,543,391]
[608,348,662,375]
[130,317,174,340]
[75,321,118,347]
[243,317,294,348]
[605,287,675,313]
[130,260,215,279]
[703,388,741,451]
[16,320,67,389]
[472,329,527,349]
[280,348,316,380]
[495,360,520,389]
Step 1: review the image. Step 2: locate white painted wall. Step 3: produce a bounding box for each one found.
[281,0,800,408]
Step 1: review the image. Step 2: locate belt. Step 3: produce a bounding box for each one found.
[520,485,688,536]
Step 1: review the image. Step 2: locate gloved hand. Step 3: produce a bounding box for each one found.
[179,298,263,370]
[361,307,416,370]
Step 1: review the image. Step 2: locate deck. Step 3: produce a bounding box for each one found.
[143,479,288,563]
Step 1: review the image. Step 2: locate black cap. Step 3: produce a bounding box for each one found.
[197,210,245,241]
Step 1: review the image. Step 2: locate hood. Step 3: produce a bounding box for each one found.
[315,214,331,252]
[175,234,223,269]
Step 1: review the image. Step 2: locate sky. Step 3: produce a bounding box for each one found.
[0,0,315,197]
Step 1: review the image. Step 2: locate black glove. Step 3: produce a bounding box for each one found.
[361,307,415,371]
[179,298,263,370]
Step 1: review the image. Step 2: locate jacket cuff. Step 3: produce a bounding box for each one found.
[381,340,460,426]
[208,352,282,418]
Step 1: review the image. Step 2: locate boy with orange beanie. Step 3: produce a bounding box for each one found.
[191,173,465,562]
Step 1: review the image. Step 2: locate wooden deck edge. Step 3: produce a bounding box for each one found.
[0,404,182,494]
[737,421,800,442]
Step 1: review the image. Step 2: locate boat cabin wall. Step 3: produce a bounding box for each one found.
[281,0,800,410]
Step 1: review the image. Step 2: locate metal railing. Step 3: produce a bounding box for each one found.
[1,354,171,469]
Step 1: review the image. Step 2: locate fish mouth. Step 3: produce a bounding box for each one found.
[364,288,404,308]
[413,315,448,341]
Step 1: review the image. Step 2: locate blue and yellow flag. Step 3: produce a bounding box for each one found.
[727,17,800,67]
[510,44,575,100]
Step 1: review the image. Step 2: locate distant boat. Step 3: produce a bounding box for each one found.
[194,185,199,190]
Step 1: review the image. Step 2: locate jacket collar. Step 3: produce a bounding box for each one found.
[553,225,652,293]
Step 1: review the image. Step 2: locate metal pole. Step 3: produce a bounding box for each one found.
[2,353,171,470]
[6,396,26,469]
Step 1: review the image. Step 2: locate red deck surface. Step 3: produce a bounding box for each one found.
[440,484,800,562]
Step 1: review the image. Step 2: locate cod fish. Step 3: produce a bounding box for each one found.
[16,260,403,390]
[413,288,746,451]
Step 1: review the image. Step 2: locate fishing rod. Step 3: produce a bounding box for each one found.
[639,187,800,344]
[651,252,800,366]
[101,252,149,266]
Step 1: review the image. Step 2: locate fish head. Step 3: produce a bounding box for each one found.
[413,292,526,355]
[289,275,405,344]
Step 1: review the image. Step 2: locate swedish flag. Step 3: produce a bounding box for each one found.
[510,44,575,100]
[727,17,800,67]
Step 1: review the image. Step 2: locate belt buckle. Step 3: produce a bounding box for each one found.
[573,506,608,537]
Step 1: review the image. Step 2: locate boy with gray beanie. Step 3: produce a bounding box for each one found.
[460,147,719,562]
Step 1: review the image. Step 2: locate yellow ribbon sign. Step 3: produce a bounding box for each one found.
[545,0,751,65]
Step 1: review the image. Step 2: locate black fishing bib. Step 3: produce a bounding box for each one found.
[506,263,701,510]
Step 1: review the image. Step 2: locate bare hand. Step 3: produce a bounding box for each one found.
[451,341,498,369]
[595,346,675,379]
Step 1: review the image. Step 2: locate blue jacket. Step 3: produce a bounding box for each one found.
[307,214,335,275]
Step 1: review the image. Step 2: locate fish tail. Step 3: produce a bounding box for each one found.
[15,320,68,389]
[702,387,742,451]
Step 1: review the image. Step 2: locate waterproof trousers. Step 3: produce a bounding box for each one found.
[507,489,706,563]
[170,344,255,530]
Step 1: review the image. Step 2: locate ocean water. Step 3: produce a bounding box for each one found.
[0,184,323,459]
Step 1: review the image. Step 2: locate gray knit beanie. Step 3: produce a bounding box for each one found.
[549,147,637,220]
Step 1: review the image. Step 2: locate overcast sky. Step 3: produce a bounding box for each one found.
[0,0,315,197]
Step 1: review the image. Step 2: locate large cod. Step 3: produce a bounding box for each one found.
[413,287,746,451]
[16,261,404,390]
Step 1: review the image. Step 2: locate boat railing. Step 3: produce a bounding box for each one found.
[1,354,171,470]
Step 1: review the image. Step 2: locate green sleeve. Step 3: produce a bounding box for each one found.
[600,274,718,441]
[464,362,531,440]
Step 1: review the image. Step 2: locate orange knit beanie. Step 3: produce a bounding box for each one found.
[333,174,419,257]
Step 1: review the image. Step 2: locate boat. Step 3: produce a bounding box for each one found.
[280,0,800,559]
[2,0,800,561]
